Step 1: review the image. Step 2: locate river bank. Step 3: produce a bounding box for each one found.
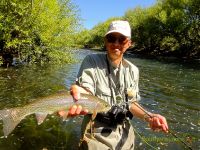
[84,48,200,69]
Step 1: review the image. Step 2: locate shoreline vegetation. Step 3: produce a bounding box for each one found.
[84,48,200,67]
[0,0,199,67]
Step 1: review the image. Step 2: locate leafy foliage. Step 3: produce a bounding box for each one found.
[125,0,200,58]
[0,0,80,66]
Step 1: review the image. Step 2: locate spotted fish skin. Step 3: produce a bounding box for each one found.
[0,91,110,136]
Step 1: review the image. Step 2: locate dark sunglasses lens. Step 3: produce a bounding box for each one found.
[106,35,126,44]
[106,35,117,43]
[118,36,126,44]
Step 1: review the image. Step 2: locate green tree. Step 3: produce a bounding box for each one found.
[123,0,199,58]
[124,6,164,54]
[0,0,33,66]
[73,29,92,48]
[0,0,80,67]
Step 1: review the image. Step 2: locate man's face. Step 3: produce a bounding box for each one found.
[105,32,131,60]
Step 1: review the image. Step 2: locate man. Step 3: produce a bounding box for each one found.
[59,20,168,150]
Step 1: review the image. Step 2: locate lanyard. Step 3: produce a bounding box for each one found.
[106,55,114,104]
[106,55,128,105]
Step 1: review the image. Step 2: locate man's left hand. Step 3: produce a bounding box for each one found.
[146,114,169,133]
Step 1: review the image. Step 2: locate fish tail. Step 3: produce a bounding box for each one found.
[0,108,23,137]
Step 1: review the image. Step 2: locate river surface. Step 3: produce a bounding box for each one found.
[0,49,199,150]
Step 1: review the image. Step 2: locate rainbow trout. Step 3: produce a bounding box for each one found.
[0,91,110,136]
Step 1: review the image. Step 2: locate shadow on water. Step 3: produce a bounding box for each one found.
[125,52,200,70]
[0,49,199,150]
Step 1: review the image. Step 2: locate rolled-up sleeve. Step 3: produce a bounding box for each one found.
[76,55,96,95]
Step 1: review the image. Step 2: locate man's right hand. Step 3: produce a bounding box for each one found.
[58,85,88,118]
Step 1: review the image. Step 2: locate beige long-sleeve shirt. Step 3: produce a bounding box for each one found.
[76,53,140,106]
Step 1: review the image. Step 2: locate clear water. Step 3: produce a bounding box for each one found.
[0,49,199,150]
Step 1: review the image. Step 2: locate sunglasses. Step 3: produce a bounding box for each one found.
[106,34,127,44]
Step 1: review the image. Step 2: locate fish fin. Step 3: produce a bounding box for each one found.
[0,109,23,137]
[62,112,68,121]
[35,113,48,125]
[91,102,99,121]
[91,109,97,121]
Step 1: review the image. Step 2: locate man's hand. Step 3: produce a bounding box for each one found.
[129,102,169,133]
[58,85,88,118]
[146,113,169,133]
[58,105,88,117]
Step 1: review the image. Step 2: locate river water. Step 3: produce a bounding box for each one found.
[0,49,199,150]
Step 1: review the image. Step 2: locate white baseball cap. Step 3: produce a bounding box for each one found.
[105,20,131,38]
